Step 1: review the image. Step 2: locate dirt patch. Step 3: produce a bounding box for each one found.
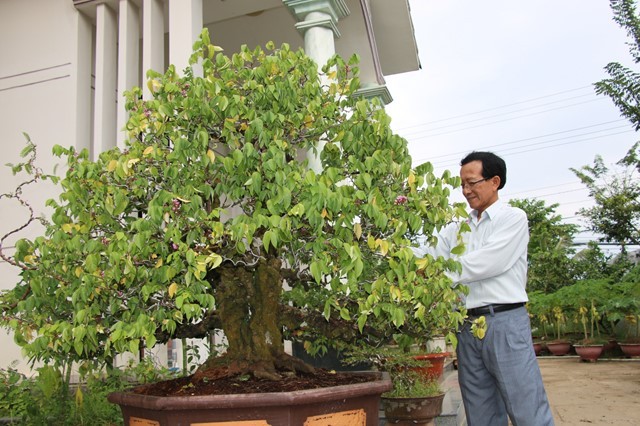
[539,357,640,425]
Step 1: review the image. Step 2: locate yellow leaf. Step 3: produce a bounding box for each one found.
[155,258,163,268]
[367,234,375,250]
[354,223,362,240]
[107,160,118,172]
[75,387,84,407]
[168,283,178,298]
[75,267,83,278]
[415,258,428,271]
[127,158,140,169]
[62,223,73,233]
[23,255,34,264]
[321,208,328,218]
[408,172,416,187]
[207,149,216,163]
[148,79,161,93]
[376,239,389,256]
[143,146,154,156]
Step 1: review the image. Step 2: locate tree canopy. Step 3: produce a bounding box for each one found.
[0,30,467,380]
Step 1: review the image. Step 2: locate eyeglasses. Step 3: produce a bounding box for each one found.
[460,177,490,190]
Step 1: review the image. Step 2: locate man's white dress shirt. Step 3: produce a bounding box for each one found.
[414,201,529,309]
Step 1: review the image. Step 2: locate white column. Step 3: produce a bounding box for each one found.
[168,0,203,76]
[117,0,141,149]
[93,3,118,156]
[299,11,337,72]
[143,0,165,100]
[71,12,93,155]
[284,0,350,172]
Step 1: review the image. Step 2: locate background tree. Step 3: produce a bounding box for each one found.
[508,198,578,292]
[578,0,640,253]
[595,0,640,131]
[0,31,467,383]
[570,151,640,253]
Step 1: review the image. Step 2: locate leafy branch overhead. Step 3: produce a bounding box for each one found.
[0,29,467,380]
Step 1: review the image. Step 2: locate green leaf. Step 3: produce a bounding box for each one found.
[451,244,466,255]
[310,260,323,283]
[129,339,140,354]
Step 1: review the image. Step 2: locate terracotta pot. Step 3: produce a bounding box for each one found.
[532,342,545,356]
[411,352,450,380]
[619,343,640,357]
[546,341,572,356]
[381,393,445,426]
[573,344,604,362]
[603,339,618,353]
[108,371,391,426]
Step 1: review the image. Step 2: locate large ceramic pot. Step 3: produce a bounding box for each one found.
[546,341,572,356]
[411,352,450,380]
[109,372,390,426]
[381,393,445,426]
[619,343,640,357]
[573,344,604,362]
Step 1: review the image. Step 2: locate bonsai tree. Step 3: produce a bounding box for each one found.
[0,30,466,383]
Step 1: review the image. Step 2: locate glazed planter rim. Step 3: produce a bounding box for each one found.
[381,392,445,401]
[108,371,391,411]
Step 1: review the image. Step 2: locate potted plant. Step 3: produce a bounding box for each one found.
[572,302,606,362]
[347,347,445,425]
[0,30,467,425]
[607,280,640,357]
[527,291,551,356]
[410,347,451,381]
[545,304,572,356]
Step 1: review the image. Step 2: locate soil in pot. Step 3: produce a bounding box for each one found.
[131,367,376,396]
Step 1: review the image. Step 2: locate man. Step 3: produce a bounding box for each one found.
[414,151,554,426]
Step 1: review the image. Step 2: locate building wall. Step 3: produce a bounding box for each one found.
[0,0,92,373]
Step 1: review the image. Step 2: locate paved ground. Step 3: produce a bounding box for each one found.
[539,356,640,425]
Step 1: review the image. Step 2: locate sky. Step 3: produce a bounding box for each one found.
[384,1,638,248]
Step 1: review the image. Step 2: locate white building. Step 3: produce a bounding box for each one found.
[0,0,420,373]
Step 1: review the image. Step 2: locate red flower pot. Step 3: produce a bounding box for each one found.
[619,343,640,357]
[411,352,450,380]
[533,342,545,356]
[573,344,604,362]
[546,341,571,356]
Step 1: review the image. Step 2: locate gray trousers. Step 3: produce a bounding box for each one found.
[457,306,555,426]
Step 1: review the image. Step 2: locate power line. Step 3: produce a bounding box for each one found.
[420,119,629,162]
[421,129,633,169]
[395,85,595,132]
[401,93,598,138]
[405,98,606,140]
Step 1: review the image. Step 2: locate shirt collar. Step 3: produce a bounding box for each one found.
[470,199,503,222]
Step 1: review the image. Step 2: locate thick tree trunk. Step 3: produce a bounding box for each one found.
[194,258,312,381]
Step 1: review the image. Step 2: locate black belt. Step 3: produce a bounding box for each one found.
[467,302,525,317]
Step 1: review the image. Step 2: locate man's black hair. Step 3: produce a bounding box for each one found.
[460,151,507,190]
